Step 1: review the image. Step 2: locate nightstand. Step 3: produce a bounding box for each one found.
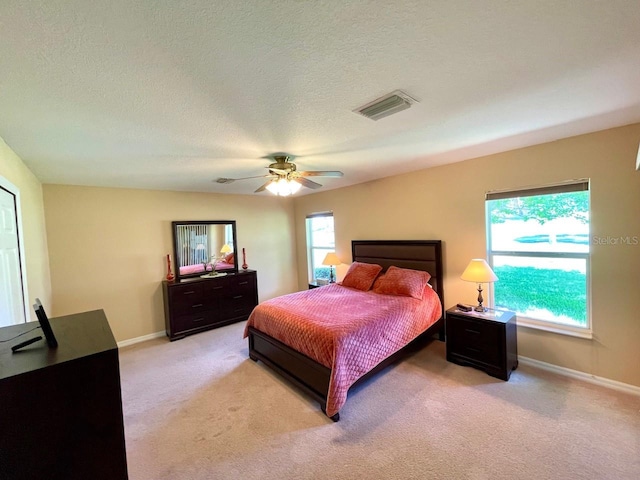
[308,282,322,289]
[445,306,518,381]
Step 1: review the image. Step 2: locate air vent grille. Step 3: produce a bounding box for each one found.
[354,90,418,121]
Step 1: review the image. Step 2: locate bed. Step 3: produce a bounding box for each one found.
[245,240,444,421]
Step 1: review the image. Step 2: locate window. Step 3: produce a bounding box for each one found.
[306,212,335,282]
[486,181,590,336]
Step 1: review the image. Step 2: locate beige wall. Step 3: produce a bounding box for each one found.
[43,185,298,342]
[293,123,640,387]
[9,121,640,386]
[0,137,51,319]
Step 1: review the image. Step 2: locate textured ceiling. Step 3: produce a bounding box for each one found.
[1,1,640,195]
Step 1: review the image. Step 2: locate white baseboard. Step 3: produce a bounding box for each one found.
[117,331,166,348]
[519,356,640,397]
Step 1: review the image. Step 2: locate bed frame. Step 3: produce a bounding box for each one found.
[247,240,444,421]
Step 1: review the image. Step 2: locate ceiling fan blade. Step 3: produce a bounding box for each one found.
[299,170,344,177]
[215,174,272,184]
[296,177,323,189]
[254,180,275,193]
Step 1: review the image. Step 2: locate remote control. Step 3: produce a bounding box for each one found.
[456,303,472,312]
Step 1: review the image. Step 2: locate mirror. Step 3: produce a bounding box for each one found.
[172,220,238,282]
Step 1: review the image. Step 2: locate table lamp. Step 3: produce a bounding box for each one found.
[322,252,341,283]
[460,259,498,312]
[210,244,233,272]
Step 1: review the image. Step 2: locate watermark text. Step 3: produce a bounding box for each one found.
[592,236,639,246]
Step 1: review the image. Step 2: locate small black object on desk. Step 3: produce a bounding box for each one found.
[34,297,58,347]
[11,298,58,353]
[11,335,43,352]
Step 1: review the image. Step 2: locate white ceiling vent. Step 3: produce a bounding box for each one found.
[354,90,419,121]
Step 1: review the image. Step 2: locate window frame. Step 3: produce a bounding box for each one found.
[486,180,592,338]
[305,212,335,283]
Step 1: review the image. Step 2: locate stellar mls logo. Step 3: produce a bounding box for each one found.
[592,236,639,246]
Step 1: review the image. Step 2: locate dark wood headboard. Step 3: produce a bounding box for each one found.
[351,240,444,310]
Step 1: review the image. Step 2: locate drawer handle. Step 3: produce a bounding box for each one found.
[465,346,481,353]
[238,281,248,285]
[465,328,481,335]
[183,290,196,295]
[233,295,243,299]
[193,317,205,322]
[234,308,245,312]
[192,304,203,308]
[212,286,224,290]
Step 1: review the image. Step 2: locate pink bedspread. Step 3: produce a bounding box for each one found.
[179,261,235,275]
[244,283,442,417]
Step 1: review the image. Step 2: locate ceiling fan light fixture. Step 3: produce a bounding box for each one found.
[266,178,301,196]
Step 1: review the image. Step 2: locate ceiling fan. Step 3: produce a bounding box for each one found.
[215,154,344,195]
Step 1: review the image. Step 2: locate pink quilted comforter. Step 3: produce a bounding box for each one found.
[179,261,235,275]
[244,283,442,417]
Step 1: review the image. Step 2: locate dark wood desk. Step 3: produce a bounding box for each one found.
[0,310,128,480]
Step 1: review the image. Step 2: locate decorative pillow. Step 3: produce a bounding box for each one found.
[371,273,386,291]
[225,253,235,264]
[341,262,383,291]
[373,266,431,299]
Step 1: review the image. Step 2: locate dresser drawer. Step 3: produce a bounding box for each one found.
[169,283,204,310]
[222,294,256,320]
[202,281,227,302]
[447,317,502,366]
[226,274,256,294]
[173,312,214,333]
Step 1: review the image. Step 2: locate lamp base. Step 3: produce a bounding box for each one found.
[475,284,485,312]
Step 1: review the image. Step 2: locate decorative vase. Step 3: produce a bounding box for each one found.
[242,248,248,270]
[166,254,175,281]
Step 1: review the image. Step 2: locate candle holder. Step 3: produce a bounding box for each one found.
[166,254,175,281]
[242,248,248,270]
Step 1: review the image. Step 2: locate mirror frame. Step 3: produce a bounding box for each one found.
[171,220,239,282]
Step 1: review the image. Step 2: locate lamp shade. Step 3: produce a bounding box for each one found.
[220,244,232,254]
[322,252,341,266]
[460,259,498,283]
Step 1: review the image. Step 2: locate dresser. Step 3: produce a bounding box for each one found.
[445,306,518,380]
[0,309,128,480]
[162,270,258,341]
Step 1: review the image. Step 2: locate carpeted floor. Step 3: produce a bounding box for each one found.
[119,322,640,480]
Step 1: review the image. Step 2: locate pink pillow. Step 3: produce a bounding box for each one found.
[373,266,431,299]
[372,273,386,291]
[341,262,383,291]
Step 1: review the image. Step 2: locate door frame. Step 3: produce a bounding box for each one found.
[0,175,29,323]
